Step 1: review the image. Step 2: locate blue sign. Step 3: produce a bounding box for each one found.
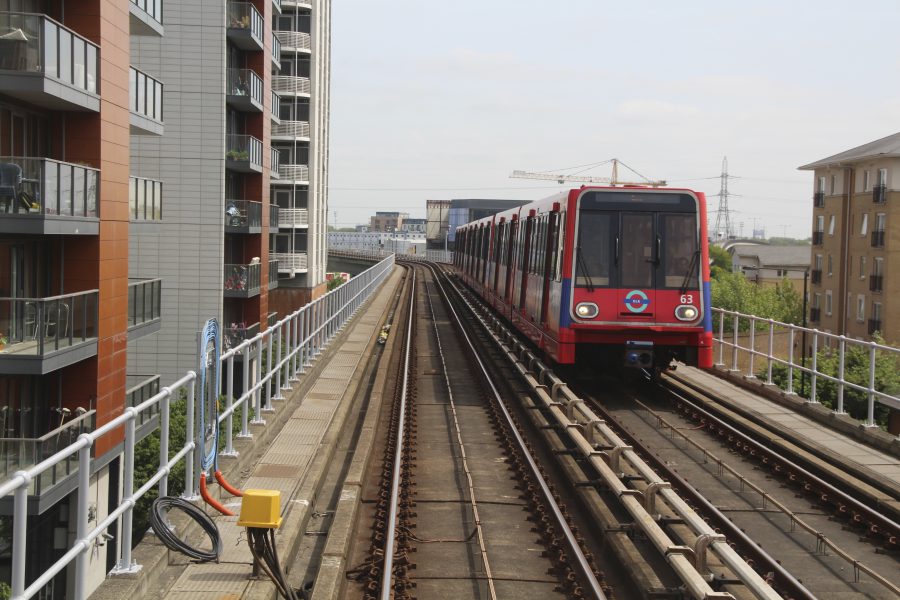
[624,290,650,313]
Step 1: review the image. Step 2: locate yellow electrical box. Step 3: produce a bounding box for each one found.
[237,489,283,529]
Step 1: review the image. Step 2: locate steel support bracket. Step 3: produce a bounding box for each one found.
[551,381,570,402]
[664,545,695,563]
[605,445,632,472]
[693,533,726,573]
[644,481,672,514]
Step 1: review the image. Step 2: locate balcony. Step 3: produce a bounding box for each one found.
[0,408,95,501]
[275,30,310,53]
[279,207,308,229]
[873,184,886,204]
[129,0,164,37]
[226,68,263,113]
[272,0,282,14]
[271,148,281,180]
[226,134,263,173]
[225,200,262,233]
[813,191,824,207]
[271,252,307,274]
[272,120,310,141]
[0,157,99,235]
[273,164,309,185]
[871,229,885,248]
[271,32,281,68]
[0,290,99,375]
[812,230,824,246]
[867,318,882,335]
[223,321,260,352]
[269,204,280,229]
[129,66,164,135]
[126,374,161,441]
[271,90,282,124]
[127,278,162,341]
[268,259,279,289]
[869,274,883,293]
[809,307,821,323]
[282,0,313,9]
[224,262,261,298]
[0,13,99,112]
[227,1,264,51]
[130,175,162,221]
[810,269,822,284]
[272,75,310,97]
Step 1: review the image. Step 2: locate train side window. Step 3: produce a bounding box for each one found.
[661,214,698,288]
[556,212,565,281]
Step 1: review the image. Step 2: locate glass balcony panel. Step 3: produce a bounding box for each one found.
[136,70,145,114]
[0,290,98,356]
[72,167,84,216]
[58,28,71,84]
[129,67,164,122]
[225,134,263,171]
[126,374,160,430]
[223,322,260,351]
[59,163,72,216]
[85,44,97,92]
[85,169,97,217]
[72,36,85,89]
[128,176,163,221]
[223,263,261,296]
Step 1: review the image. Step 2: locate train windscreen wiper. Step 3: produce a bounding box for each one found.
[678,250,700,296]
[576,246,595,292]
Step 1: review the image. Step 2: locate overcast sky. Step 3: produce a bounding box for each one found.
[327,0,900,238]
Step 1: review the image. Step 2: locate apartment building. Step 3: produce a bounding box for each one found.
[799,132,899,344]
[369,211,408,233]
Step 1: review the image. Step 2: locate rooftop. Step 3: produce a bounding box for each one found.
[799,131,900,170]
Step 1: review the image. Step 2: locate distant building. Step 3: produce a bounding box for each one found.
[355,224,370,233]
[328,231,426,253]
[426,199,529,250]
[402,218,426,233]
[370,211,408,232]
[727,243,810,294]
[799,132,899,343]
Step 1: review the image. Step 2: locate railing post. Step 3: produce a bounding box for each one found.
[74,438,92,599]
[787,328,795,395]
[223,355,237,454]
[290,313,300,381]
[766,319,774,384]
[11,473,29,598]
[731,314,739,371]
[159,389,171,493]
[263,329,274,412]
[717,311,725,365]
[866,345,877,427]
[115,414,139,573]
[808,332,819,403]
[183,376,197,499]
[239,345,251,437]
[252,339,265,425]
[747,317,756,377]
[276,323,287,395]
[836,336,846,414]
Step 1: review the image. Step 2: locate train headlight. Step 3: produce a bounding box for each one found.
[575,302,599,318]
[675,304,699,322]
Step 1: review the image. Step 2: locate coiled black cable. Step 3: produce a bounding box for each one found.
[150,496,222,562]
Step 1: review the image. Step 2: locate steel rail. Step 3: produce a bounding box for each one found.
[428,264,608,600]
[423,276,498,599]
[380,268,416,599]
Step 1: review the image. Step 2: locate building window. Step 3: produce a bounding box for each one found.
[878,168,887,187]
[818,176,826,193]
[816,214,824,232]
[859,255,866,279]
[863,170,870,192]
[875,212,886,232]
[828,215,835,235]
[827,254,833,276]
[825,290,833,315]
[860,213,868,235]
[830,174,836,195]
[857,294,865,322]
[874,256,883,277]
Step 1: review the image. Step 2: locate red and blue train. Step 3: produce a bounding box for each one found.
[453,186,714,371]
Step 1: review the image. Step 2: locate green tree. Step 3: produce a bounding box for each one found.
[711,272,803,330]
[708,245,732,280]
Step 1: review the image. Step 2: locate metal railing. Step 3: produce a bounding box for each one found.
[225,134,263,169]
[0,254,394,600]
[272,120,310,139]
[129,66,163,122]
[127,279,161,328]
[274,30,310,51]
[271,147,281,178]
[225,199,262,229]
[226,1,263,44]
[328,246,455,264]
[223,322,260,351]
[272,75,310,95]
[226,68,263,107]
[277,164,309,182]
[129,176,161,221]
[269,203,280,228]
[0,157,99,218]
[811,230,824,245]
[712,307,900,428]
[810,269,821,284]
[271,90,281,119]
[0,13,99,94]
[869,274,883,293]
[223,262,261,296]
[0,290,98,355]
[268,259,279,289]
[271,31,281,64]
[872,184,886,204]
[130,0,162,24]
[271,252,307,273]
[813,191,824,207]
[125,374,161,434]
[870,229,885,248]
[278,207,308,228]
[271,0,282,14]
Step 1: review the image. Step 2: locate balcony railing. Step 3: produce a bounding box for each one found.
[225,134,263,172]
[0,409,96,496]
[272,75,310,95]
[275,30,310,52]
[268,259,279,289]
[278,207,308,228]
[0,290,98,357]
[127,278,161,329]
[809,307,821,323]
[0,13,99,95]
[226,1,264,50]
[276,164,309,183]
[867,318,882,335]
[226,68,263,112]
[126,374,160,434]
[130,0,163,25]
[223,321,260,351]
[129,66,163,122]
[810,269,822,284]
[271,90,281,123]
[271,147,281,179]
[272,120,310,139]
[271,31,281,65]
[869,274,883,293]
[813,191,824,207]
[871,229,885,248]
[269,203,280,228]
[129,175,162,221]
[225,199,262,231]
[272,0,282,14]
[224,262,261,297]
[0,157,99,219]
[271,252,307,273]
[812,230,824,245]
[873,184,886,204]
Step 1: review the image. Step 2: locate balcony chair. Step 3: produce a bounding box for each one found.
[0,163,23,213]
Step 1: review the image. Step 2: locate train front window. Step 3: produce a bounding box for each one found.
[661,214,698,289]
[575,212,611,287]
[620,213,654,288]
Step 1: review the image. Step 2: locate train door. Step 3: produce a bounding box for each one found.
[517,216,534,310]
[492,220,504,295]
[540,211,558,325]
[617,213,657,318]
[502,219,517,304]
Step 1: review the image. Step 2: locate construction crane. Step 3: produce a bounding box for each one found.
[510,158,666,187]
